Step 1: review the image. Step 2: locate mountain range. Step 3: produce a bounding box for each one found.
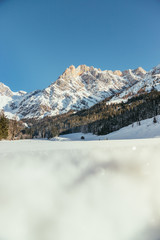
[0,64,160,120]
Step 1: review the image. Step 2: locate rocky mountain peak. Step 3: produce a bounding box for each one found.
[77,64,90,73]
[134,67,146,77]
[0,82,13,97]
[151,64,160,75]
[60,64,90,80]
[122,67,146,78]
[113,70,122,76]
[61,65,75,78]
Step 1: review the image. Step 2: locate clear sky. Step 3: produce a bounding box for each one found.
[0,0,160,92]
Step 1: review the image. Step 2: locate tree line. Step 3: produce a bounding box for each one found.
[0,111,25,140]
[23,90,160,138]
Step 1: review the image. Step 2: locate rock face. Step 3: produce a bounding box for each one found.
[113,70,122,76]
[133,67,146,77]
[0,64,159,119]
[0,83,13,97]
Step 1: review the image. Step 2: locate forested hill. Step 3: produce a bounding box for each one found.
[23,90,160,138]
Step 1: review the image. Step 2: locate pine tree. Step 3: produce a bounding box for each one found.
[0,112,9,140]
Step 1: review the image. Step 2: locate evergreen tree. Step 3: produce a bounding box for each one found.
[0,112,9,140]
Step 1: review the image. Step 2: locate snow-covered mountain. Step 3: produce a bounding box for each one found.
[0,64,159,119]
[108,64,160,104]
[0,83,27,119]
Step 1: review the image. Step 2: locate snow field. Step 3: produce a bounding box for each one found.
[0,139,160,240]
[53,115,160,141]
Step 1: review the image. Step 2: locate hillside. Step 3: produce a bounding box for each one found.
[23,90,160,138]
[53,115,160,141]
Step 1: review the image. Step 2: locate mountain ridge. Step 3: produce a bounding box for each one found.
[0,64,159,120]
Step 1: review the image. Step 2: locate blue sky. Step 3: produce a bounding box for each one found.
[0,0,160,92]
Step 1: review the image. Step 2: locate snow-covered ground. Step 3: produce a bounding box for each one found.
[106,115,160,139]
[52,132,108,141]
[0,139,160,240]
[54,115,160,141]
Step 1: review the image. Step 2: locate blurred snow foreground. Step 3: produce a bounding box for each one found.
[1,139,160,240]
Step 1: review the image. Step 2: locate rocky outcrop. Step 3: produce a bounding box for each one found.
[133,67,146,77]
[0,83,13,97]
[113,70,122,76]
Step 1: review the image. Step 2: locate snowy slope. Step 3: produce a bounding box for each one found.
[53,115,160,140]
[0,64,145,119]
[1,139,160,240]
[105,116,160,139]
[108,64,160,104]
[0,82,27,119]
[106,116,160,140]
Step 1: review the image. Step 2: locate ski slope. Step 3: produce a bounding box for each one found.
[0,139,160,240]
